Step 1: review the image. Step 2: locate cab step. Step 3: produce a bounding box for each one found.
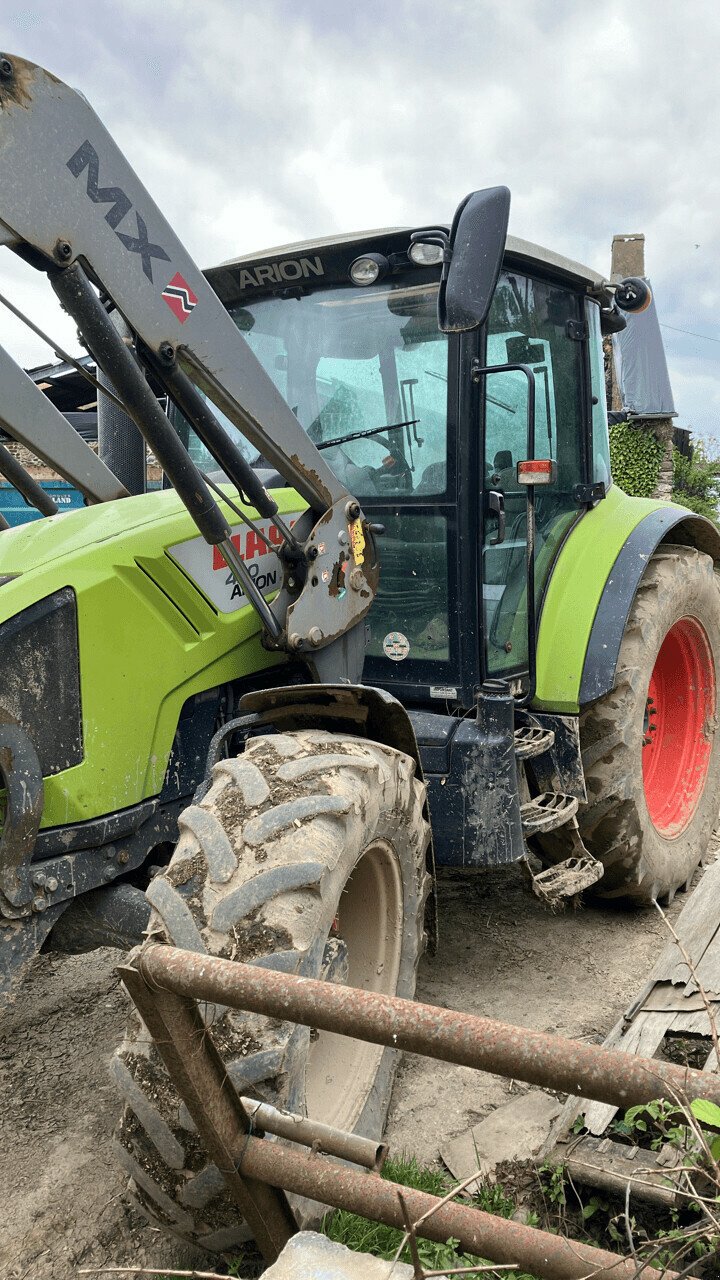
[514,724,555,761]
[530,853,604,906]
[520,791,578,835]
[522,812,605,907]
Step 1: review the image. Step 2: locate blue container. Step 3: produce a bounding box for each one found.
[1,478,163,528]
[0,481,87,527]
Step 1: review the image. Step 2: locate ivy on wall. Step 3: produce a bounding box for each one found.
[672,442,720,522]
[608,421,664,498]
[609,421,720,522]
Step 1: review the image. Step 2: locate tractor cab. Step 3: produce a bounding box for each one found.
[194,220,613,715]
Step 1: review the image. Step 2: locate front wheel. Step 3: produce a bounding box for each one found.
[577,544,720,902]
[112,729,431,1254]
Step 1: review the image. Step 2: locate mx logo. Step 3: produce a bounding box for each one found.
[67,140,170,283]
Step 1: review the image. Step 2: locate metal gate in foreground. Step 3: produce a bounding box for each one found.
[120,944,720,1279]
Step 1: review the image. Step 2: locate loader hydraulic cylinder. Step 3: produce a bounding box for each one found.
[50,263,231,547]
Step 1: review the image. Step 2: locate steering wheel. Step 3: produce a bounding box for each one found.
[320,438,414,496]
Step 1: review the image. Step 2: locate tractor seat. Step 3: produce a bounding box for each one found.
[416,460,446,494]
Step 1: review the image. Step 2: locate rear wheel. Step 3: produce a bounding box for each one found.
[112,729,431,1254]
[577,544,720,902]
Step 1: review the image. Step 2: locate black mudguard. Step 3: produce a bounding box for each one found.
[580,510,720,706]
[238,682,425,776]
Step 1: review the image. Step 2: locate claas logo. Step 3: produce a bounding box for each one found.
[211,519,295,572]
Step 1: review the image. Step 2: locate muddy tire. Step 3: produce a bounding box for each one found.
[112,729,431,1254]
[577,544,720,903]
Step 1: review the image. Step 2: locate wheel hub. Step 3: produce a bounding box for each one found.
[642,616,715,837]
[306,841,403,1131]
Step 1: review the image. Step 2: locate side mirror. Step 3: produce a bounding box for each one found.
[615,276,653,314]
[432,186,510,333]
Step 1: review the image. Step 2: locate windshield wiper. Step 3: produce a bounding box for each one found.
[316,419,418,451]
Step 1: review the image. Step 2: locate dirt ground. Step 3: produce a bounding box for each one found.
[0,862,696,1280]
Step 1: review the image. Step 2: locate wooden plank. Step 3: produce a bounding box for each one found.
[540,858,720,1162]
[640,985,710,1014]
[685,929,720,998]
[619,858,720,993]
[703,1045,720,1073]
[658,858,720,989]
[541,1096,584,1157]
[565,1135,682,1207]
[583,1011,670,1135]
[667,1008,717,1037]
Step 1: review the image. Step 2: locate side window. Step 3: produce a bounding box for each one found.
[483,271,586,679]
[486,273,584,489]
[483,362,533,482]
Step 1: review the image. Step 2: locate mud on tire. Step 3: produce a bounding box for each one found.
[112,730,431,1254]
[577,544,720,903]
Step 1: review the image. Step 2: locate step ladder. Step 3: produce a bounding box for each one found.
[514,715,603,905]
[513,723,555,761]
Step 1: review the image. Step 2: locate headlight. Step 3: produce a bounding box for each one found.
[0,587,82,775]
[349,253,389,286]
[408,241,444,266]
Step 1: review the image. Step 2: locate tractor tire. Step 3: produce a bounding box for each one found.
[577,543,720,903]
[112,729,431,1255]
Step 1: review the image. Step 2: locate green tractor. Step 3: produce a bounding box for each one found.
[1,54,719,1255]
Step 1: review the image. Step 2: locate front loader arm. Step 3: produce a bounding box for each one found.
[0,54,377,677]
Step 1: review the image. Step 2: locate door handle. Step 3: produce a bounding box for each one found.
[487,490,506,546]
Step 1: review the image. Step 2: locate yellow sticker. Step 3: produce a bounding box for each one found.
[349,517,365,565]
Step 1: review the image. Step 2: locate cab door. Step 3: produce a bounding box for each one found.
[481,270,587,683]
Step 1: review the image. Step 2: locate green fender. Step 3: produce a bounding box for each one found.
[534,485,720,714]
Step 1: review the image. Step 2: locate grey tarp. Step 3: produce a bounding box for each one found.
[612,280,676,415]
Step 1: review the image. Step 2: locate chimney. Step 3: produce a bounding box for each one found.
[610,233,645,282]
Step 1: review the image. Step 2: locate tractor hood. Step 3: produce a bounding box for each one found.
[0,488,195,576]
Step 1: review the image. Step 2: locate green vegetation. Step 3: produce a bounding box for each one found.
[167,1127,720,1278]
[609,419,720,522]
[322,1154,537,1278]
[568,1092,720,1270]
[672,439,720,521]
[608,421,664,497]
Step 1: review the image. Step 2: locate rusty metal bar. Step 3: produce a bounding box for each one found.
[118,964,297,1264]
[239,1096,387,1170]
[139,944,720,1111]
[234,1133,682,1280]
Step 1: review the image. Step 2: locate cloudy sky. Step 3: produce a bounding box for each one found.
[2,1,720,441]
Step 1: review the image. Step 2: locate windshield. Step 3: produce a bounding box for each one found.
[181,276,449,499]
